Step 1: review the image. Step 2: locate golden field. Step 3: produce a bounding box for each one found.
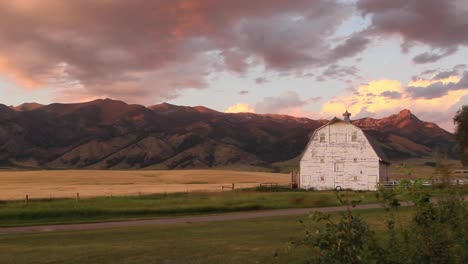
[0,170,290,200]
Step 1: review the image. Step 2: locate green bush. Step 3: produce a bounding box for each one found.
[297,185,467,263]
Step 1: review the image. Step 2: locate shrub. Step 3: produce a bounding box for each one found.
[296,186,467,263]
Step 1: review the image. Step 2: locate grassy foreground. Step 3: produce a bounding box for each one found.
[0,208,415,264]
[0,190,379,227]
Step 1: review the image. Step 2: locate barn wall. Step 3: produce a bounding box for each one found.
[300,121,381,191]
[379,162,389,182]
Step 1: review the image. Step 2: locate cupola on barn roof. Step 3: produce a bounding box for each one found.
[343,110,351,122]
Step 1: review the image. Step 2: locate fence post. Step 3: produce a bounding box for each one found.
[76,192,80,201]
[290,172,293,189]
[232,183,235,190]
[25,194,29,205]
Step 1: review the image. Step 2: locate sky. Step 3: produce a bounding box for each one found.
[0,0,467,132]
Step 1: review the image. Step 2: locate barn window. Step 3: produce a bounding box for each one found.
[319,133,325,142]
[320,158,324,163]
[353,176,358,181]
[320,176,324,181]
[334,162,344,172]
[351,131,357,141]
[353,158,357,163]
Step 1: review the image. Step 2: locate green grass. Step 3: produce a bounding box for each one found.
[0,208,416,264]
[0,190,380,227]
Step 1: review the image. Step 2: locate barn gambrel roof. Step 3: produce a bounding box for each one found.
[362,132,391,164]
[300,116,391,164]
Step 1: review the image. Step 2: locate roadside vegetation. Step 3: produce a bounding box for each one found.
[1,184,466,227]
[293,182,467,263]
[0,190,379,227]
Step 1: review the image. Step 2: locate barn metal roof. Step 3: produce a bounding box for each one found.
[362,132,391,164]
[299,116,391,164]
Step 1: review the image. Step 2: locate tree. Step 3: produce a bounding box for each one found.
[453,105,468,166]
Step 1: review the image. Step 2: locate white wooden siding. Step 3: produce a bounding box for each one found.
[300,121,388,191]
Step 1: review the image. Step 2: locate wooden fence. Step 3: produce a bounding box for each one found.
[379,179,468,189]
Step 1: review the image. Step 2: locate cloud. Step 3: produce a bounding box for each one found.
[407,82,453,99]
[415,94,468,131]
[406,68,467,99]
[238,90,249,95]
[357,0,468,63]
[380,91,402,99]
[412,48,457,64]
[318,64,359,82]
[328,34,370,62]
[321,69,468,131]
[225,103,255,113]
[0,0,366,104]
[309,96,323,103]
[255,91,308,114]
[432,70,460,81]
[255,77,269,84]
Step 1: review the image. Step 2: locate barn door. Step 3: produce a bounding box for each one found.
[334,162,344,189]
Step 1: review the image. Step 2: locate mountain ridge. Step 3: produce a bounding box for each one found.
[0,99,455,170]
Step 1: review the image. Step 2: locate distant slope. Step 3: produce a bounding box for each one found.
[352,109,454,159]
[0,99,455,170]
[11,103,44,112]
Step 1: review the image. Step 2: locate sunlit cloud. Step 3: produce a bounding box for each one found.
[322,79,404,115]
[408,76,461,87]
[225,103,255,113]
[320,71,468,132]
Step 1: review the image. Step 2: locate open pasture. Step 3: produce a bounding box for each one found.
[0,170,290,200]
[0,208,415,264]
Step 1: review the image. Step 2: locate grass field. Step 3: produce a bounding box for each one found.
[0,207,415,264]
[389,158,465,179]
[0,190,380,227]
[0,169,290,200]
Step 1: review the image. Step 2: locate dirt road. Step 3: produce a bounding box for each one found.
[0,202,411,235]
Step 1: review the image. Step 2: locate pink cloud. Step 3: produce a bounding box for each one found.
[358,0,468,63]
[0,0,364,104]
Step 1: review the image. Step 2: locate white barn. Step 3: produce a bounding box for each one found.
[299,111,390,191]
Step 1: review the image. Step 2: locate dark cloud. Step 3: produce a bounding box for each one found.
[407,83,447,99]
[316,76,326,82]
[358,0,468,63]
[238,90,249,95]
[380,91,402,99]
[412,48,457,64]
[412,64,466,83]
[328,35,370,62]
[255,77,269,84]
[421,69,438,75]
[308,96,322,103]
[317,64,359,82]
[407,71,468,99]
[0,0,364,103]
[255,91,307,113]
[412,69,437,81]
[432,70,459,81]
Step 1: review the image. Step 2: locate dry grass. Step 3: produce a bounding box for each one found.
[389,158,464,179]
[0,170,290,200]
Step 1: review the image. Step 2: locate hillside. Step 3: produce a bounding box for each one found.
[0,99,455,170]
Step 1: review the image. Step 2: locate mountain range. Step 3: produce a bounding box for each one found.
[0,99,455,170]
